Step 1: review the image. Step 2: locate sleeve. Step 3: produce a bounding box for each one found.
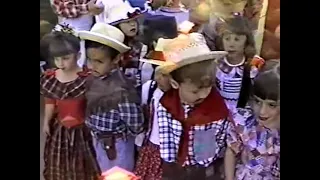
[118,97,145,135]
[44,98,56,105]
[271,156,280,179]
[226,120,242,154]
[141,80,152,106]
[157,103,179,162]
[52,0,89,18]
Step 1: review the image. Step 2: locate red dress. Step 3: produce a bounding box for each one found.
[40,69,100,180]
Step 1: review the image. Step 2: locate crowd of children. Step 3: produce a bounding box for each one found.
[40,0,280,179]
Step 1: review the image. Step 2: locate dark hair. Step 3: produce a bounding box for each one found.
[85,40,120,60]
[170,60,215,88]
[252,60,280,101]
[140,15,178,51]
[46,31,81,58]
[216,16,256,58]
[114,20,139,44]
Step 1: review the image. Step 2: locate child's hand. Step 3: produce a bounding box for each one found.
[43,122,50,136]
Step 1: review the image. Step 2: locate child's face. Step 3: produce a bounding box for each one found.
[222,32,247,55]
[119,20,138,37]
[54,53,79,70]
[175,79,212,106]
[155,72,171,91]
[251,95,280,128]
[86,48,119,77]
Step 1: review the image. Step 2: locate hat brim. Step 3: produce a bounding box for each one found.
[140,51,228,74]
[110,11,146,26]
[78,31,131,53]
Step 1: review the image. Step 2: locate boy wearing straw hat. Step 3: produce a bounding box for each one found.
[140,33,230,179]
[78,23,145,172]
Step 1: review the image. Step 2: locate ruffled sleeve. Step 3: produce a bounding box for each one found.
[40,69,56,96]
[226,108,255,154]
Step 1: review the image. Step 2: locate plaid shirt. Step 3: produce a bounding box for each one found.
[85,71,144,136]
[158,103,230,167]
[52,0,89,18]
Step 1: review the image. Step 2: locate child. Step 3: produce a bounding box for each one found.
[52,0,104,68]
[224,60,280,180]
[153,0,189,24]
[40,27,100,180]
[107,1,147,91]
[215,15,265,112]
[134,66,171,180]
[77,23,145,172]
[140,33,230,180]
[140,14,178,84]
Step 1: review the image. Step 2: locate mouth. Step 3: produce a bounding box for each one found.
[130,28,137,33]
[258,116,270,121]
[227,50,237,53]
[194,99,204,104]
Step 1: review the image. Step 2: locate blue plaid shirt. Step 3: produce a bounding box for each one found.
[85,70,144,136]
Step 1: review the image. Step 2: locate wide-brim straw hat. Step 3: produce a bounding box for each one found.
[78,23,130,53]
[108,1,147,26]
[140,33,227,74]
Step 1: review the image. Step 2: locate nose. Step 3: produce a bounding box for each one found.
[198,88,211,99]
[87,61,94,69]
[55,59,63,66]
[259,103,268,116]
[129,21,136,26]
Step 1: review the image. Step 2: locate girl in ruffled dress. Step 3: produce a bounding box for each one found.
[40,27,100,180]
[215,15,265,111]
[224,60,280,180]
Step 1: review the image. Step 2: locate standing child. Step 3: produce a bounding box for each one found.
[224,60,280,180]
[215,15,265,112]
[140,15,178,84]
[40,27,100,180]
[78,23,145,172]
[134,66,171,180]
[140,33,230,180]
[107,1,147,91]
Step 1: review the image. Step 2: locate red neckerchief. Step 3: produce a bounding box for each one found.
[160,88,229,165]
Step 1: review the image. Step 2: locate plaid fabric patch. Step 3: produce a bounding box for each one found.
[85,97,144,136]
[40,69,100,179]
[40,69,86,99]
[52,0,89,19]
[158,103,230,167]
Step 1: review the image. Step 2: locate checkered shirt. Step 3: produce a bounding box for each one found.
[52,0,89,19]
[158,103,230,167]
[85,70,144,136]
[86,98,144,136]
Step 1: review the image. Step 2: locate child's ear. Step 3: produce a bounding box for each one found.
[169,78,179,89]
[113,54,122,65]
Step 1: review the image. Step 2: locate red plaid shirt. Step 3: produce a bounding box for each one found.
[52,0,89,18]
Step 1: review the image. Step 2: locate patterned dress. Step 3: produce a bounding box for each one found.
[227,108,280,180]
[40,69,100,180]
[216,57,259,112]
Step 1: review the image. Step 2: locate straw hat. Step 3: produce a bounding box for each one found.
[108,1,146,26]
[78,23,130,53]
[140,33,227,74]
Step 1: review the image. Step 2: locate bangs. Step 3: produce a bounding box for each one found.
[48,40,78,58]
[252,73,280,101]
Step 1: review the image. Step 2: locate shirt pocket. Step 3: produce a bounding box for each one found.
[193,127,217,162]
